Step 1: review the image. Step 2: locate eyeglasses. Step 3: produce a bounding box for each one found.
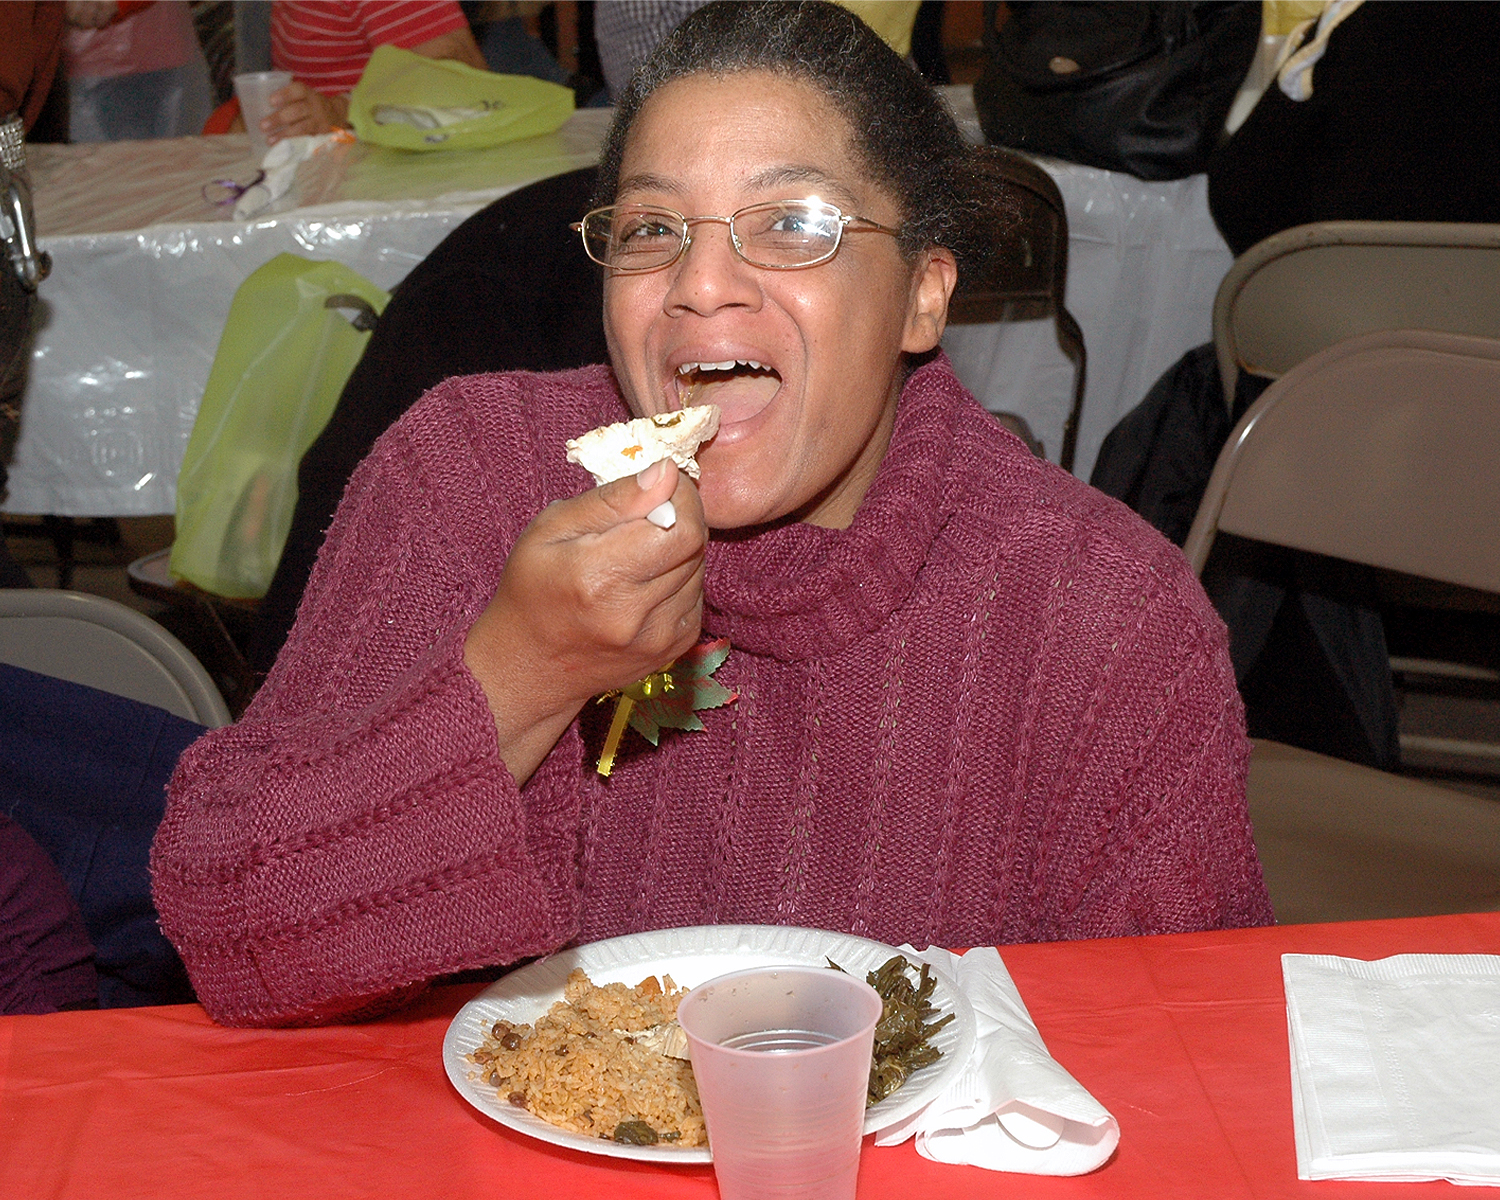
[572,198,901,273]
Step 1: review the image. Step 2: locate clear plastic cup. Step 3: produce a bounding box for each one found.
[678,966,882,1200]
[233,71,293,156]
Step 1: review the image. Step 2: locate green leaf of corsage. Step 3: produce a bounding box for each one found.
[596,638,736,776]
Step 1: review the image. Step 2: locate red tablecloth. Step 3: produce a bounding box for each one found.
[3,912,1497,1199]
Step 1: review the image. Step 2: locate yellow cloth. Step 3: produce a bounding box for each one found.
[835,1,921,58]
[1262,0,1330,38]
[1276,0,1363,101]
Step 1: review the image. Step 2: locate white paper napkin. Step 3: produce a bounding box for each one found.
[1283,952,1500,1185]
[873,945,1119,1175]
[233,133,341,220]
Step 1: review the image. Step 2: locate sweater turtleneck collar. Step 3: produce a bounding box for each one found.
[700,355,964,662]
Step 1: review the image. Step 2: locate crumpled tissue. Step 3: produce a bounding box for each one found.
[873,945,1119,1175]
[1284,952,1500,1185]
[234,132,348,220]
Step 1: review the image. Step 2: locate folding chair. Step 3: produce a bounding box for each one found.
[948,148,1087,471]
[1247,740,1500,924]
[1212,224,1500,758]
[1211,219,1500,414]
[0,588,230,727]
[1183,329,1500,922]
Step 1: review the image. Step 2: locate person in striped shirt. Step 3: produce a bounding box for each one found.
[258,0,486,144]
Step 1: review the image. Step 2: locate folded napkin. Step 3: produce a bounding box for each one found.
[1284,952,1500,1185]
[873,946,1119,1175]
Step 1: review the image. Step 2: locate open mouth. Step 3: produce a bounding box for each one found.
[674,359,782,424]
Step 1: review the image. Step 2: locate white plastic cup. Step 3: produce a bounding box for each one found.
[679,966,882,1200]
[233,71,294,155]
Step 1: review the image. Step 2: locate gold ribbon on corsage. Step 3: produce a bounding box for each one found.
[595,638,736,776]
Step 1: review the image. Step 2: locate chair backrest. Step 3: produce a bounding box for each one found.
[1183,329,1500,596]
[947,148,1088,471]
[0,589,231,727]
[1212,220,1500,411]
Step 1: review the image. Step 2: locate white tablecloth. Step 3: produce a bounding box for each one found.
[6,91,1230,516]
[940,87,1232,476]
[8,112,611,517]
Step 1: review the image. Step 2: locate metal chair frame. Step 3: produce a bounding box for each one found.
[1211,219,1500,413]
[0,588,230,727]
[1183,329,1500,923]
[948,148,1088,472]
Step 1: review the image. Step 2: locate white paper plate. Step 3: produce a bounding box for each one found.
[443,924,976,1164]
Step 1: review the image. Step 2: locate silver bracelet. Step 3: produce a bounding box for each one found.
[0,113,26,175]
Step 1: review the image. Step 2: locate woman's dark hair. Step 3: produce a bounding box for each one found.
[594,0,1015,292]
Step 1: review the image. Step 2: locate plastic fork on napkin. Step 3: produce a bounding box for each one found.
[1283,953,1500,1185]
[873,946,1119,1175]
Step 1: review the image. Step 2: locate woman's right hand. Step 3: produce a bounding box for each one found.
[463,458,707,785]
[261,82,350,143]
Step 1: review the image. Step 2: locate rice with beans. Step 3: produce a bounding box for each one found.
[467,969,705,1147]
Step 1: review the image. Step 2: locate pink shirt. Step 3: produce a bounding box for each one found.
[64,2,201,80]
[270,0,469,94]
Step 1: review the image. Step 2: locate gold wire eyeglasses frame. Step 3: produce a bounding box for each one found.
[571,198,901,273]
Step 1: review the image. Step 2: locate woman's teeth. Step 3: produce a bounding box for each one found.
[674,360,781,412]
[677,360,770,375]
[673,359,782,422]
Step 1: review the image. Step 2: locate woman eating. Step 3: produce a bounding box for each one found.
[151,1,1272,1028]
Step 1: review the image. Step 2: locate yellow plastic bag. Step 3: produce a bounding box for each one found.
[348,44,575,152]
[170,254,389,599]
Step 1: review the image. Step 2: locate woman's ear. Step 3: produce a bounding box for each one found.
[901,246,959,354]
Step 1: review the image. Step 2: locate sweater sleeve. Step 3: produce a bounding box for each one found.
[1021,526,1275,939]
[150,376,587,1027]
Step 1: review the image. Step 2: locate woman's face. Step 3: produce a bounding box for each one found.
[603,71,956,530]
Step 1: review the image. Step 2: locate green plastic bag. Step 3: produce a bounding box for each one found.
[170,254,389,599]
[348,44,575,152]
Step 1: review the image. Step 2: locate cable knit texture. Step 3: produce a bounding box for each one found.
[151,357,1272,1027]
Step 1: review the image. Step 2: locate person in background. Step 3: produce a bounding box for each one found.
[1207,0,1500,256]
[0,814,98,1014]
[594,0,706,100]
[465,1,569,84]
[595,0,921,100]
[62,0,215,142]
[1092,0,1500,772]
[259,0,487,143]
[233,0,274,74]
[3,661,205,1008]
[0,2,65,136]
[1,4,201,1015]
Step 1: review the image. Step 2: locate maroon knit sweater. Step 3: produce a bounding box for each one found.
[152,357,1272,1027]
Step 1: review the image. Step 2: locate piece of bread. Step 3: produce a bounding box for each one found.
[565,406,721,485]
